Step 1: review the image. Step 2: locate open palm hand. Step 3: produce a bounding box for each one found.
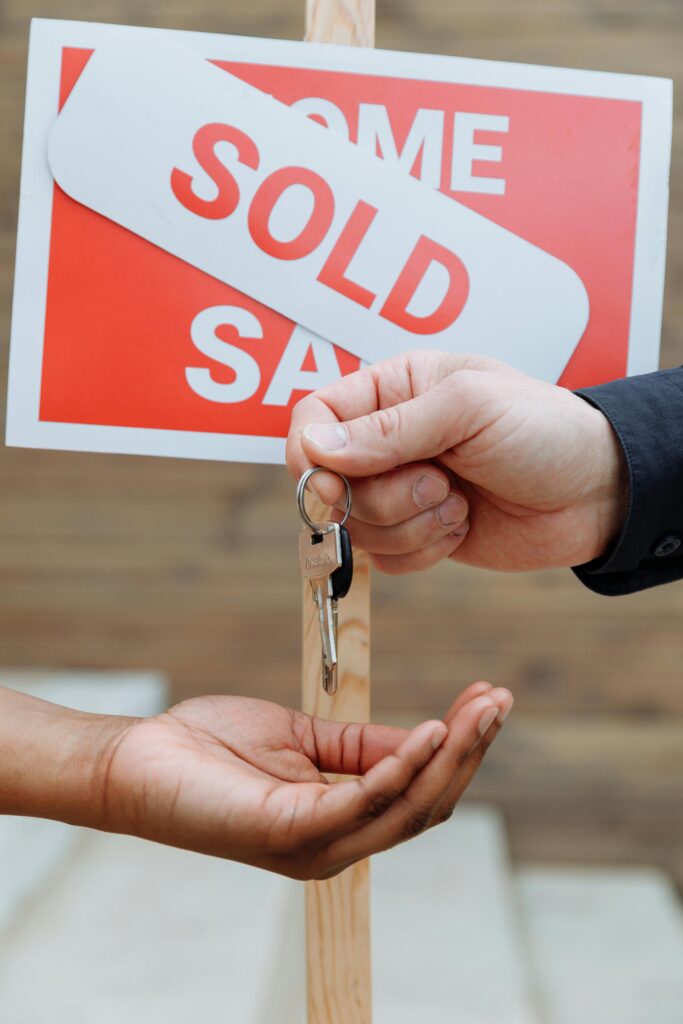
[100,686,511,879]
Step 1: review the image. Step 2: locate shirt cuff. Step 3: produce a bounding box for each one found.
[571,368,683,595]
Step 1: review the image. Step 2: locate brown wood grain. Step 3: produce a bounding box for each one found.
[302,545,371,1020]
[302,546,371,1023]
[305,0,374,47]
[305,857,372,1023]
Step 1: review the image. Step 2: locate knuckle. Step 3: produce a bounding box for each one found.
[453,748,470,772]
[369,406,402,445]
[360,791,395,821]
[447,367,481,396]
[355,480,395,526]
[400,810,434,841]
[336,722,353,772]
[369,495,396,526]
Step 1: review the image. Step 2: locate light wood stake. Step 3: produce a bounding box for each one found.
[303,6,375,1021]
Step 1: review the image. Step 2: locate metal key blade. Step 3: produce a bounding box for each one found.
[313,579,339,695]
[299,523,342,694]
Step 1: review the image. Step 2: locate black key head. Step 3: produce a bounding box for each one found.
[331,525,353,600]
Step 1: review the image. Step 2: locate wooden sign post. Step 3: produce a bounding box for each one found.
[302,8,374,1022]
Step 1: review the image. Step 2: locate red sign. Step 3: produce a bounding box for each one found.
[7,22,670,463]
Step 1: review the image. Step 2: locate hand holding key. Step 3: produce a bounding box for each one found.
[287,351,627,574]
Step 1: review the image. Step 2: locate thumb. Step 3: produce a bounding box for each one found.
[301,374,476,476]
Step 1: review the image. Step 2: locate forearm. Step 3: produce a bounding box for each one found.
[0,685,132,827]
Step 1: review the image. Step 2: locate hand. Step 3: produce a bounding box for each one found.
[286,352,627,574]
[98,686,512,879]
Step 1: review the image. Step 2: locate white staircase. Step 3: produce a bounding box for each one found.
[1,674,682,1023]
[371,809,537,1024]
[518,867,683,1024]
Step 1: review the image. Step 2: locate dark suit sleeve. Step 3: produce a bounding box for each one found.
[571,367,683,595]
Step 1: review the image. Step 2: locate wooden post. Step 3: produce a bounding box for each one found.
[302,549,371,1023]
[303,8,375,1022]
[305,0,375,47]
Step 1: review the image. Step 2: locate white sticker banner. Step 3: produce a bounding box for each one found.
[48,32,588,382]
[6,19,672,465]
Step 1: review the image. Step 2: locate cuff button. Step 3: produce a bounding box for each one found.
[653,535,682,558]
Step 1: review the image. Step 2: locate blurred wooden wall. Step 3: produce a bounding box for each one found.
[0,0,682,884]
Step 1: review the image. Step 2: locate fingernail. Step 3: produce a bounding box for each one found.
[478,706,498,736]
[303,423,349,451]
[497,695,514,723]
[437,493,468,528]
[413,473,449,508]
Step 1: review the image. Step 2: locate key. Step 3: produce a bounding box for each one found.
[297,469,354,695]
[299,521,343,694]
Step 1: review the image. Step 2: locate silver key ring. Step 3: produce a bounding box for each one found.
[297,467,352,532]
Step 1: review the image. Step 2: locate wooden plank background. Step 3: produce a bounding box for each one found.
[0,0,682,886]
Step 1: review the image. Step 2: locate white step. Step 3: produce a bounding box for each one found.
[0,804,536,1022]
[372,806,538,1024]
[259,806,539,1023]
[0,830,292,1024]
[0,668,169,718]
[0,670,169,931]
[518,866,683,1024]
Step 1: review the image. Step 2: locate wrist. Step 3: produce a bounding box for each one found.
[0,686,135,829]
[585,405,629,560]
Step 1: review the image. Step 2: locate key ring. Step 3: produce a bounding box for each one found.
[297,467,352,532]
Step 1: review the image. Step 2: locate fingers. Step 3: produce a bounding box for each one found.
[299,373,482,477]
[286,352,499,483]
[440,710,504,806]
[442,680,493,721]
[308,718,410,775]
[287,391,344,480]
[287,355,446,482]
[344,496,468,556]
[315,688,512,873]
[428,687,513,823]
[370,529,469,574]
[302,681,495,777]
[293,718,449,847]
[311,462,453,525]
[301,460,470,570]
[285,353,485,577]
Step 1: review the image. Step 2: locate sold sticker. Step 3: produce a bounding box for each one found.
[6,20,672,464]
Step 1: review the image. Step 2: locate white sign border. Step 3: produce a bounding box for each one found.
[6,17,672,465]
